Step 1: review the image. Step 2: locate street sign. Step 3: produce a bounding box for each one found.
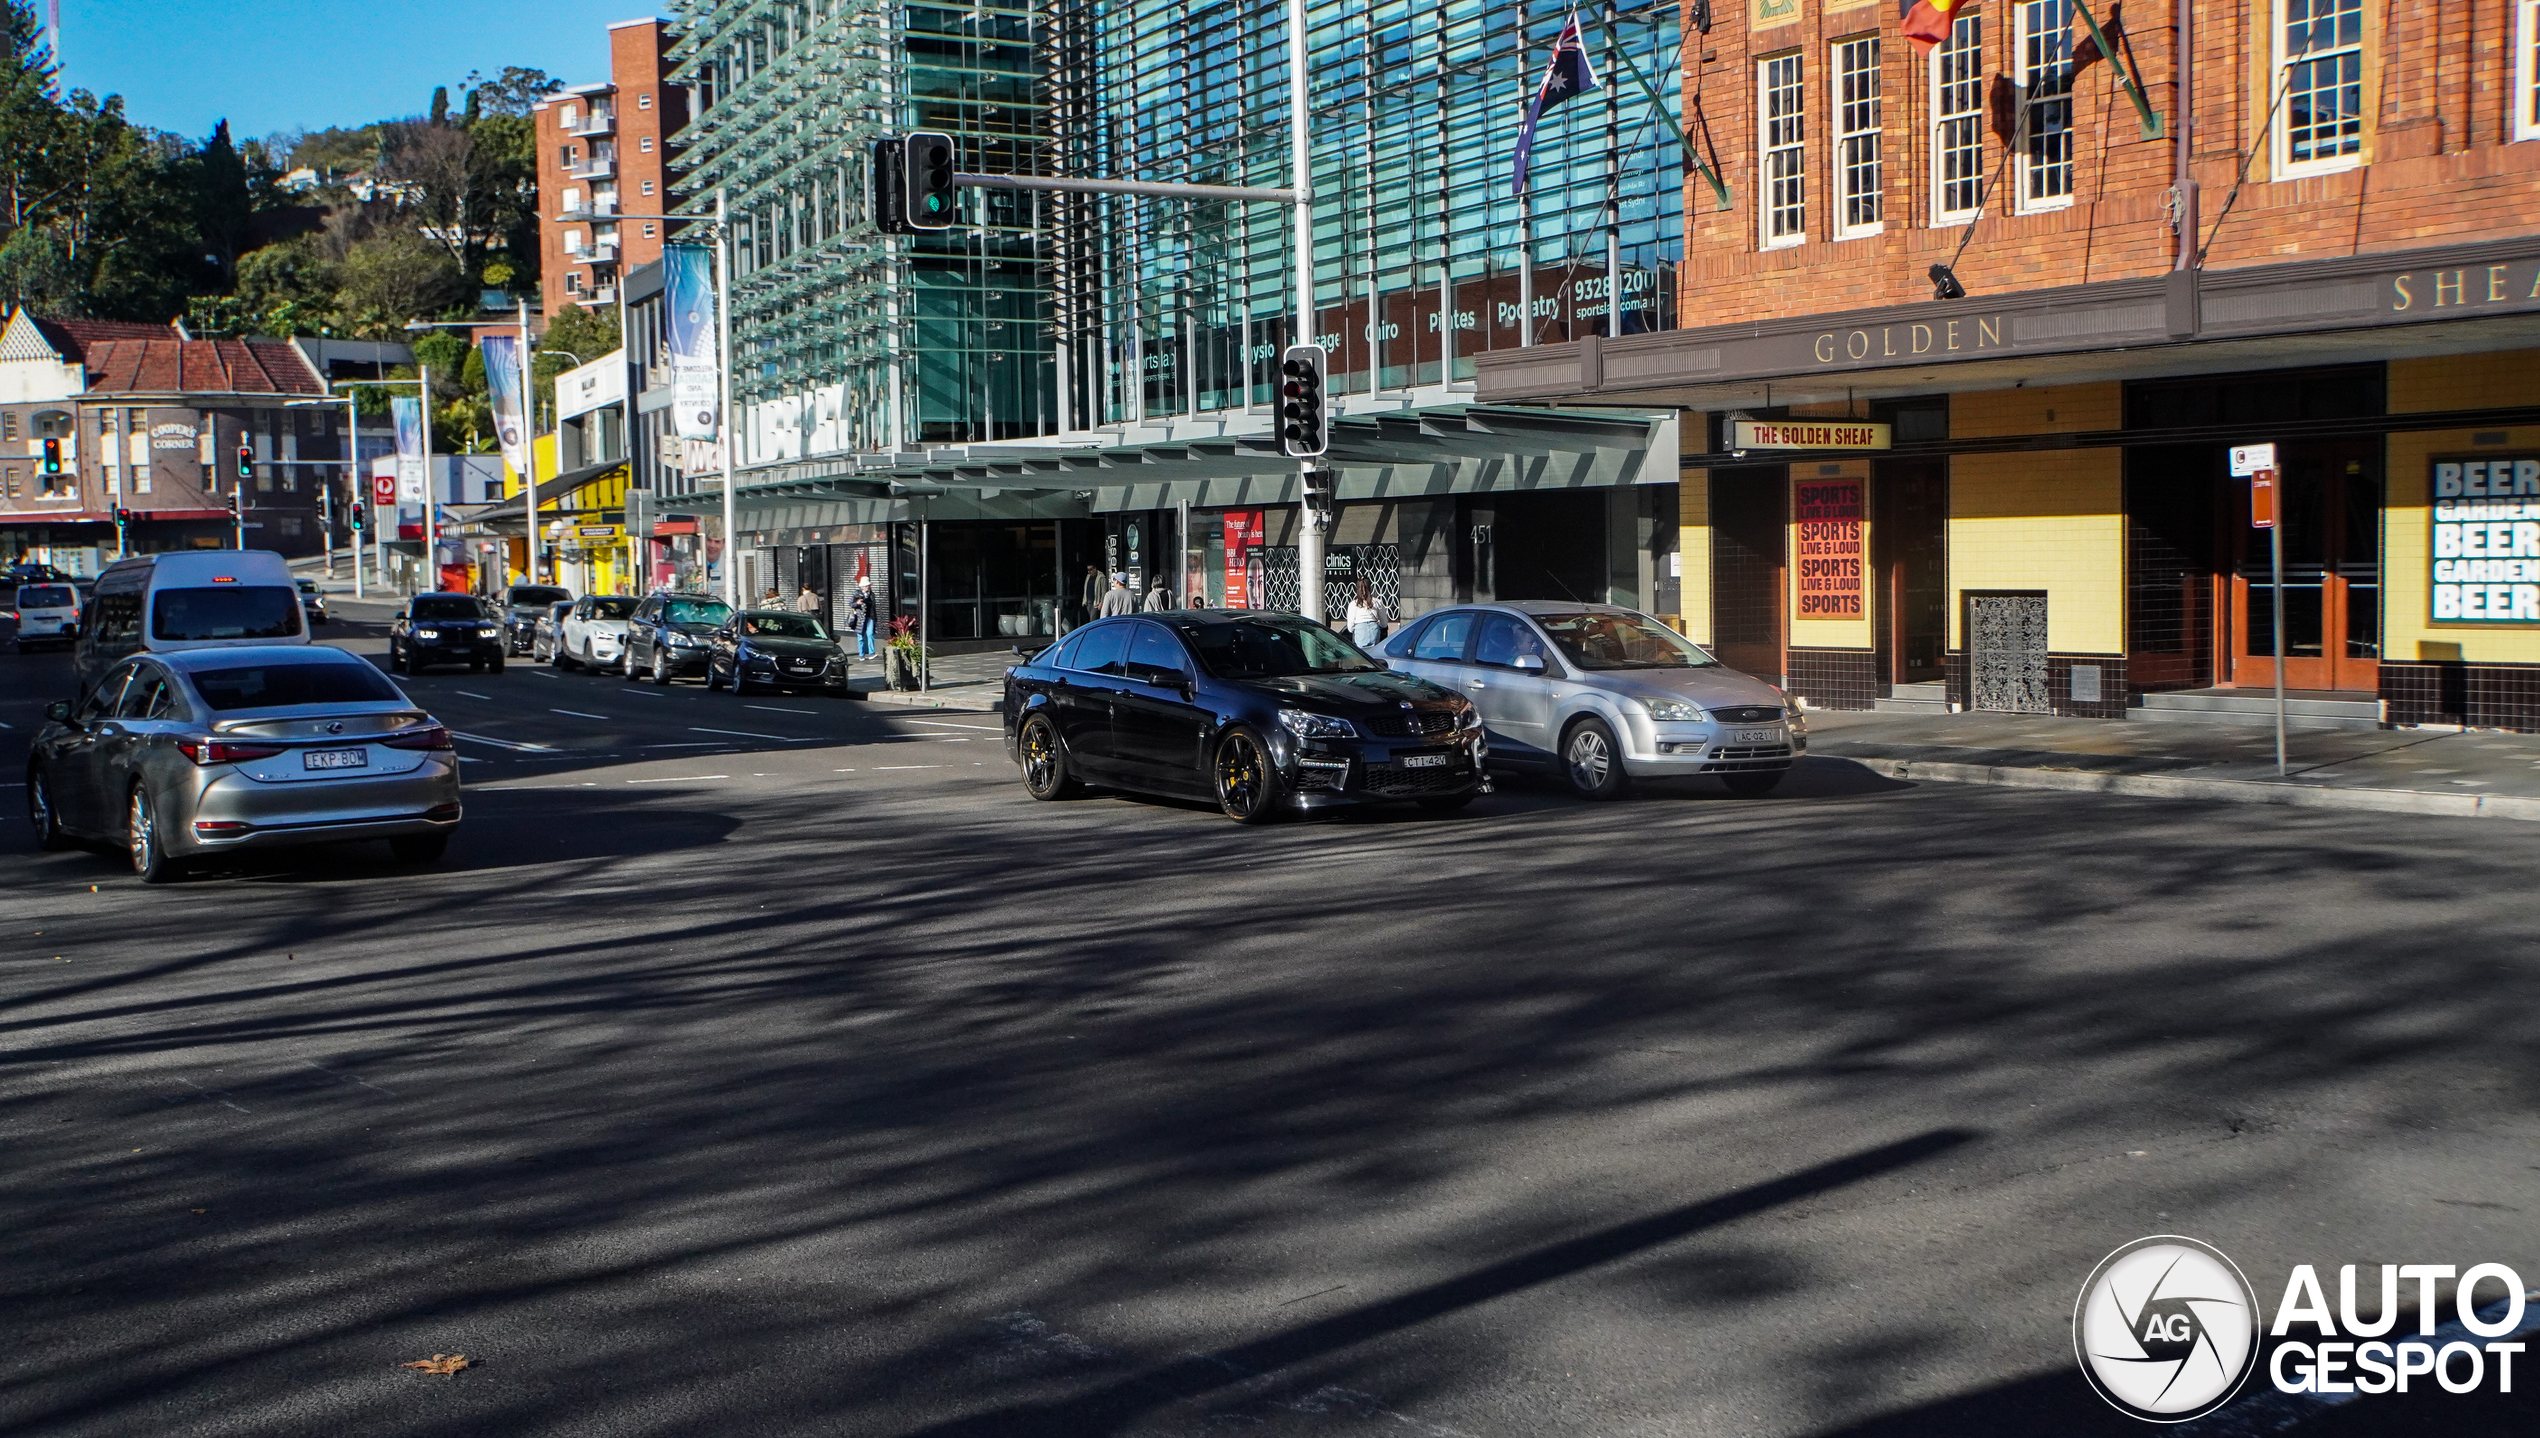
[2229,443,2277,477]
[2250,469,2278,529]
[372,474,396,505]
[573,524,623,540]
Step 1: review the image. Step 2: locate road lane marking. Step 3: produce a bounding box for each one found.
[745,705,818,714]
[897,718,1002,731]
[551,709,609,720]
[456,691,492,699]
[874,764,948,770]
[627,774,728,783]
[454,732,555,751]
[644,742,728,748]
[690,726,794,741]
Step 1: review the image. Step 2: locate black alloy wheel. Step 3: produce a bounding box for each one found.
[127,785,180,884]
[1561,717,1629,801]
[1215,725,1285,824]
[704,660,725,691]
[1018,714,1079,800]
[1722,771,1784,798]
[28,766,68,850]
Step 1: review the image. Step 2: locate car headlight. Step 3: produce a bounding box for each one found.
[414,628,439,639]
[475,626,498,637]
[667,631,699,646]
[1644,698,1707,722]
[1277,708,1357,739]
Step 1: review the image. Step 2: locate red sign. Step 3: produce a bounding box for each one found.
[2250,470,2278,529]
[372,473,396,505]
[1222,509,1264,608]
[1793,479,1865,617]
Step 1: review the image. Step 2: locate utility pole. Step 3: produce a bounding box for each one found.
[518,297,544,586]
[419,361,439,592]
[714,188,739,608]
[1288,0,1324,623]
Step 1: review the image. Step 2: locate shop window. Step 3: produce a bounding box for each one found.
[1831,36,1882,238]
[2516,1,2540,141]
[2277,0,2364,175]
[2017,0,2075,209]
[1929,12,1984,221]
[1759,53,1807,248]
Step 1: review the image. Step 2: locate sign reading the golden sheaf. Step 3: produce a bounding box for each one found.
[1794,479,1865,618]
[2431,457,2540,624]
[1733,420,1891,452]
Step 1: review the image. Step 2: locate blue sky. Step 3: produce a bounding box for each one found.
[57,1,650,143]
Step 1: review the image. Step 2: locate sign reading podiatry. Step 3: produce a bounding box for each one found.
[2430,456,2540,624]
[1734,419,1890,452]
[1793,478,1865,617]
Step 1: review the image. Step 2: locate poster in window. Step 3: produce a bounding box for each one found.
[1793,477,1865,618]
[2429,457,2540,624]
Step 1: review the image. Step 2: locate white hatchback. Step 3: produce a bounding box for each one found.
[12,582,81,652]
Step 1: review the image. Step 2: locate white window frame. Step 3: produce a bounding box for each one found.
[2273,0,2366,178]
[1928,13,1985,223]
[1759,51,1808,249]
[2016,0,2075,212]
[2515,0,2540,142]
[1831,35,1883,239]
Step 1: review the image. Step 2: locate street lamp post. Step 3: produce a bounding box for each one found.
[339,374,434,595]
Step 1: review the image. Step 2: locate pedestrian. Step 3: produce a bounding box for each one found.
[1098,571,1137,617]
[850,575,879,657]
[1345,577,1383,649]
[1143,577,1173,612]
[794,583,822,614]
[761,586,782,609]
[1079,564,1106,626]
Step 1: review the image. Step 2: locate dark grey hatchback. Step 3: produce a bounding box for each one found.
[1003,611,1484,823]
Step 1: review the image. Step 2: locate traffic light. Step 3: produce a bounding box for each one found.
[902,131,957,230]
[113,506,131,525]
[40,437,60,475]
[1278,344,1328,458]
[1301,468,1334,513]
[348,503,365,532]
[869,137,909,235]
[226,489,242,517]
[236,442,254,480]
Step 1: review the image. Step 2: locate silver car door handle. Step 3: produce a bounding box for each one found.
[1467,680,1486,690]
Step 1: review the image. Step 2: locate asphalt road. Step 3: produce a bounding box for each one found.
[2,604,2534,1437]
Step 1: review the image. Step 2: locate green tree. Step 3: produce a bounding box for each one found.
[334,227,465,336]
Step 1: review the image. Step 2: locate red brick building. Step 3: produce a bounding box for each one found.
[1478,0,2540,731]
[534,17,686,316]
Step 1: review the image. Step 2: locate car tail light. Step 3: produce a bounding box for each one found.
[177,738,286,765]
[382,726,453,751]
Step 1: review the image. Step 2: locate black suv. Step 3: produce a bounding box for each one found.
[498,584,571,654]
[387,593,505,674]
[623,592,734,685]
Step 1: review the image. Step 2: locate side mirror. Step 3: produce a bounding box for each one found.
[1513,654,1547,673]
[46,700,71,723]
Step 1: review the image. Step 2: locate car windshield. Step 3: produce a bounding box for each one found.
[296,580,319,594]
[589,597,640,620]
[19,585,73,607]
[1186,619,1384,679]
[508,586,569,607]
[152,586,303,641]
[740,612,826,639]
[664,598,734,626]
[1533,611,1720,670]
[188,661,403,710]
[409,596,486,620]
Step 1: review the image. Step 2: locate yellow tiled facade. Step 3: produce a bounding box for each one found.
[1677,468,1712,646]
[1945,450,2125,655]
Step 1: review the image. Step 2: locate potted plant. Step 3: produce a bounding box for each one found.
[882,615,927,689]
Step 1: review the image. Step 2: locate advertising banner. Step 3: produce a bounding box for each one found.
[1222,510,1265,609]
[2430,457,2540,623]
[1793,478,1865,618]
[391,396,426,502]
[481,334,530,479]
[664,244,720,440]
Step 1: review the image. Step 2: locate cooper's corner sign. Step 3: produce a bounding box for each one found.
[1733,419,1891,452]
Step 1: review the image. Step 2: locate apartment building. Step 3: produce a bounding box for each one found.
[536,17,688,314]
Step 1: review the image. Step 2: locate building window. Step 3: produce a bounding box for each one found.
[639,136,654,153]
[564,229,584,254]
[2520,1,2540,141]
[3,411,16,440]
[643,222,657,238]
[2018,0,2075,208]
[560,145,578,169]
[1759,53,1807,248]
[1930,12,1985,221]
[638,91,653,110]
[1832,36,1882,237]
[641,179,655,196]
[2278,0,2364,173]
[565,272,584,295]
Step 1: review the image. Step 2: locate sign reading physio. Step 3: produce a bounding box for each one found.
[2429,457,2540,624]
[1793,479,1865,617]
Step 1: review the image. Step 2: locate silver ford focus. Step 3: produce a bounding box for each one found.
[1381,602,1805,799]
[26,645,462,882]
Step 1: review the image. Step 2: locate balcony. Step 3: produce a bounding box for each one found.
[568,107,615,138]
[586,285,619,306]
[565,155,615,182]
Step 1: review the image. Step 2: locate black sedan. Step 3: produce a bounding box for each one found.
[498,584,572,654]
[626,592,736,684]
[386,593,506,675]
[1003,611,1484,823]
[703,610,849,694]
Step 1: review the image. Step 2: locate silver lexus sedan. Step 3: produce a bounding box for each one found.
[1380,602,1805,799]
[26,645,462,881]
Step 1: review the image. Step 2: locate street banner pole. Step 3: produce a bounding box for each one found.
[715,191,739,608]
[420,362,438,592]
[1289,0,1324,622]
[519,299,542,587]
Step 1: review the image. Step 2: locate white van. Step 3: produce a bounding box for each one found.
[11,581,81,652]
[76,550,309,692]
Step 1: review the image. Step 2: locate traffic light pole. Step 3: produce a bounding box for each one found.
[1287,0,1322,621]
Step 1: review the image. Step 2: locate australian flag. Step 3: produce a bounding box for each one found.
[1512,14,1600,197]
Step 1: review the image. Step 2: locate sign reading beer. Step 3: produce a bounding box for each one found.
[2430,456,2540,624]
[1734,419,1890,452]
[1794,478,1865,617]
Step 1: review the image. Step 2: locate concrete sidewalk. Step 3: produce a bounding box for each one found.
[845,648,1014,710]
[1803,706,2540,820]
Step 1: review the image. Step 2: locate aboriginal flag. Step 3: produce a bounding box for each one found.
[1512,14,1600,196]
[1899,0,1967,49]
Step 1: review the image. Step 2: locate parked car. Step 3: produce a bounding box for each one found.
[11,580,82,652]
[498,584,572,654]
[75,549,308,694]
[703,609,847,694]
[1380,602,1803,799]
[1004,611,1483,823]
[553,594,640,671]
[25,645,461,881]
[625,592,736,684]
[528,601,576,664]
[385,593,505,675]
[295,578,329,626]
[5,561,73,588]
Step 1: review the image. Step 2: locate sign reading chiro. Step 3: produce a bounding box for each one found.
[2430,457,2540,624]
[1793,479,1865,618]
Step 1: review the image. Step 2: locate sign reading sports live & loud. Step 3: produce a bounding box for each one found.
[1793,479,1865,617]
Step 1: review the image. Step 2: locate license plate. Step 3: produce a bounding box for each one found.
[1732,727,1779,745]
[1402,752,1451,768]
[782,659,813,671]
[303,748,369,771]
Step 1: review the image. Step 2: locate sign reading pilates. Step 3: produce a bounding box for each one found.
[2430,456,2540,624]
[1794,479,1865,617]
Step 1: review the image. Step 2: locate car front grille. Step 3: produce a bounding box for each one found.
[1711,744,1792,761]
[1712,706,1784,725]
[1361,760,1470,797]
[1360,710,1460,739]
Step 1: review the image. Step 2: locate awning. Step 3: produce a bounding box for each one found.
[467,458,630,524]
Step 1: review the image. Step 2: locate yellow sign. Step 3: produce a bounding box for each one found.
[1733,420,1891,452]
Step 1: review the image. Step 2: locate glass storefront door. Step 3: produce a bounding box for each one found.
[2232,440,2381,692]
